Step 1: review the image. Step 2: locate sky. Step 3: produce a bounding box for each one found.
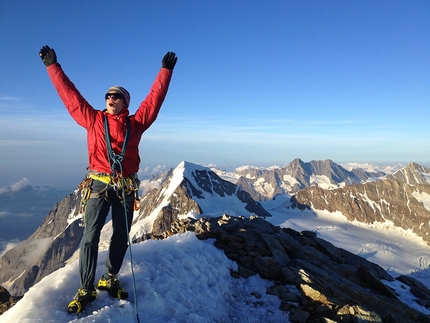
[2,198,430,322]
[1,0,429,189]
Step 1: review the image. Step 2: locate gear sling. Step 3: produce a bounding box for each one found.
[79,115,140,215]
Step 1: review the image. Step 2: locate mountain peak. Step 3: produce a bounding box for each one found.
[388,162,430,185]
[176,161,213,183]
[131,161,271,241]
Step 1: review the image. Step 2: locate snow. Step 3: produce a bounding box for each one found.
[0,233,290,323]
[129,163,187,239]
[209,167,240,184]
[422,172,430,185]
[340,162,403,174]
[182,162,259,217]
[266,205,430,276]
[265,203,430,315]
[309,174,340,190]
[281,174,298,189]
[412,191,430,212]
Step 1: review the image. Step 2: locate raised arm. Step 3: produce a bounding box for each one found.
[134,52,177,133]
[40,45,97,129]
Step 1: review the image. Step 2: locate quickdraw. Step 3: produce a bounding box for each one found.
[78,177,93,214]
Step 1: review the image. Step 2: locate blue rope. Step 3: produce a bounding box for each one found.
[104,115,130,173]
[104,115,141,323]
[119,164,141,323]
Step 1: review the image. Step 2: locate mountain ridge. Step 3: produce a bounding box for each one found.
[291,162,430,245]
[218,158,387,201]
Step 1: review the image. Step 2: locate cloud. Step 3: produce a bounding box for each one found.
[0,95,35,114]
[139,165,169,177]
[0,239,21,258]
[0,95,22,101]
[137,165,171,196]
[0,235,53,267]
[9,178,30,191]
[16,213,35,218]
[0,178,30,194]
[139,180,163,197]
[21,238,54,267]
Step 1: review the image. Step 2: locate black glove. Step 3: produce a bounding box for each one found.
[162,52,178,71]
[39,45,57,66]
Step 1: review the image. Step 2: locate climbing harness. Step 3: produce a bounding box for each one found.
[78,115,141,215]
[86,172,139,203]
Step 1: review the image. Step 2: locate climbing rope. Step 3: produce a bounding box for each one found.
[104,115,141,323]
[104,115,130,173]
[119,164,141,323]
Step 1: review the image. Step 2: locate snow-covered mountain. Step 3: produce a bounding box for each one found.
[340,161,404,175]
[211,158,388,201]
[2,159,430,322]
[292,162,430,245]
[131,161,271,241]
[387,162,430,185]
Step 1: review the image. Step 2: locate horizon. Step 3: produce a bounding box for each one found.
[1,1,429,189]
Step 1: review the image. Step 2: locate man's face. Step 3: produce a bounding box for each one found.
[105,92,125,115]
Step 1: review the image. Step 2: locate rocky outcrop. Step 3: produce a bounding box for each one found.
[0,286,21,315]
[160,214,430,323]
[291,178,430,245]
[0,190,83,295]
[140,178,203,238]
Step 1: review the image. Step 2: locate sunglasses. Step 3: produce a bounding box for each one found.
[105,93,124,101]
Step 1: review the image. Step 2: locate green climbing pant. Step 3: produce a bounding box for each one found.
[79,179,134,289]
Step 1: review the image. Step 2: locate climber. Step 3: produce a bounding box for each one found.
[39,45,177,313]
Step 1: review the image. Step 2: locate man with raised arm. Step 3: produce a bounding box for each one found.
[39,45,177,313]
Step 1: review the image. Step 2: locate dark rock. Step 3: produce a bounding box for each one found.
[161,215,430,322]
[0,286,22,315]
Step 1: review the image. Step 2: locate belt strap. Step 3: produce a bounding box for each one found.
[87,172,138,191]
[88,173,112,185]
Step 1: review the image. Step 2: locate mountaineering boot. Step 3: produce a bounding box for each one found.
[67,288,97,313]
[97,273,129,300]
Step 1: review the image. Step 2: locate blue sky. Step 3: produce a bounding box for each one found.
[0,0,429,189]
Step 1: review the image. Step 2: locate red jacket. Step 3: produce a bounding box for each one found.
[47,63,172,177]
